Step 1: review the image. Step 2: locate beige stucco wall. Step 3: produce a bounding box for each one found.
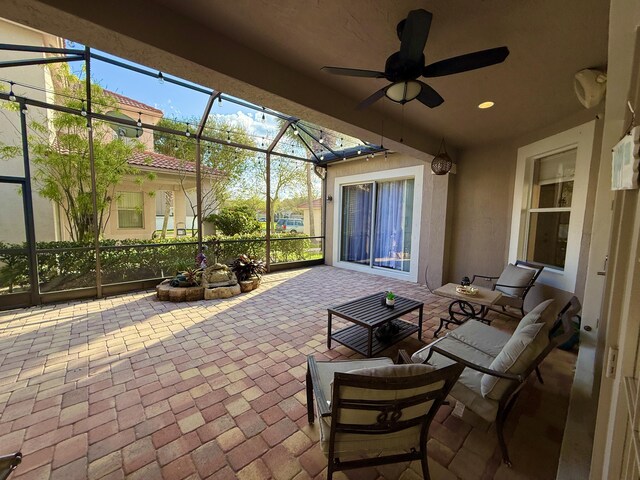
[0,19,60,243]
[300,206,320,237]
[325,152,450,286]
[448,109,603,312]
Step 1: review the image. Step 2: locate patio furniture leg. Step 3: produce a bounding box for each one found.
[434,318,446,338]
[420,449,431,480]
[306,364,315,424]
[367,327,373,357]
[535,366,544,384]
[418,304,424,340]
[327,312,332,349]
[496,412,512,467]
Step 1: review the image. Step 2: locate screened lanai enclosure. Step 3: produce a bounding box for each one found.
[0,39,385,310]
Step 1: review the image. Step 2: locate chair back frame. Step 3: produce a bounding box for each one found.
[326,363,464,480]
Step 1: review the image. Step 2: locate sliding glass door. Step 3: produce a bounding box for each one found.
[340,178,415,274]
[340,183,372,265]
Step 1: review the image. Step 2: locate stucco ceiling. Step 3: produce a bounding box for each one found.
[152,0,610,148]
[3,0,609,154]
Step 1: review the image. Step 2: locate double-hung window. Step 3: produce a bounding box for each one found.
[525,149,575,269]
[117,191,144,229]
[509,121,595,292]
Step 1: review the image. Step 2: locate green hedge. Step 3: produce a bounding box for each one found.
[0,233,319,293]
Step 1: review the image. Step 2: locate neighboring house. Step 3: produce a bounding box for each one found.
[297,198,321,237]
[0,19,220,242]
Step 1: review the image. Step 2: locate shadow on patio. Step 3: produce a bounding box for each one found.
[0,265,576,479]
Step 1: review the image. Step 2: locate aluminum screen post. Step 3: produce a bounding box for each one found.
[85,46,102,298]
[265,152,271,272]
[18,99,40,306]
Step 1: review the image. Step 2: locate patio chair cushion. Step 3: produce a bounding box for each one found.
[320,364,437,455]
[481,323,548,400]
[495,263,537,298]
[412,338,499,422]
[514,299,555,335]
[315,357,394,410]
[448,320,511,358]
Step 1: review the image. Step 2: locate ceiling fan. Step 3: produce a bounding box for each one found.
[321,9,509,110]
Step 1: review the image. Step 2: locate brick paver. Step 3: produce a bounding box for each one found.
[0,265,576,479]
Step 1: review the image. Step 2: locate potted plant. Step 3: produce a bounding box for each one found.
[230,255,266,292]
[385,291,396,307]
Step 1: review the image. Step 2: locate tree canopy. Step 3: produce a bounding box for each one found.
[0,64,150,243]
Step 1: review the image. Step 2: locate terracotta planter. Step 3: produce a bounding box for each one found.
[239,280,254,293]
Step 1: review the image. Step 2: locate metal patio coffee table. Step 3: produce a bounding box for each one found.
[327,292,424,357]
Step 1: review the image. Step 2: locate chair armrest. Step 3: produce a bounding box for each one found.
[306,356,331,417]
[494,282,529,291]
[396,349,413,365]
[430,346,524,383]
[471,274,499,283]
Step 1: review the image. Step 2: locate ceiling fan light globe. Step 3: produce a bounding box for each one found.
[386,81,422,103]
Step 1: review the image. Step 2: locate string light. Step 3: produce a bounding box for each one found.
[218,96,222,106]
[357,149,362,155]
[226,130,231,143]
[185,123,191,137]
[384,151,388,160]
[261,107,266,122]
[339,137,343,148]
[8,82,16,102]
[319,131,324,144]
[21,104,27,115]
[136,112,142,127]
[86,121,92,131]
[320,154,324,161]
[80,100,87,117]
[158,71,164,84]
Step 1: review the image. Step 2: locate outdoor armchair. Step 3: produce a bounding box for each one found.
[404,297,581,467]
[306,355,464,480]
[471,260,544,318]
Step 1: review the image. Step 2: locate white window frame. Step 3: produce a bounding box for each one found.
[509,121,596,292]
[333,165,423,282]
[117,191,145,229]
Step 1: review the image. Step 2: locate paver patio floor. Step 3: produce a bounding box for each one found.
[0,265,576,479]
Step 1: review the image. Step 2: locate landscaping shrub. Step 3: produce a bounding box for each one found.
[0,233,317,294]
[207,206,260,236]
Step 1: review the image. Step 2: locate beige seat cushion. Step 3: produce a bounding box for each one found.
[320,363,437,455]
[413,339,498,422]
[314,357,394,409]
[448,320,511,358]
[495,263,537,298]
[481,323,548,400]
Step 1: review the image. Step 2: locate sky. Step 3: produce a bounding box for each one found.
[68,42,288,149]
[67,42,366,156]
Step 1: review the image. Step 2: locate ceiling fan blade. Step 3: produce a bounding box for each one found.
[356,86,388,110]
[321,66,386,78]
[423,46,509,77]
[416,81,444,108]
[399,9,432,63]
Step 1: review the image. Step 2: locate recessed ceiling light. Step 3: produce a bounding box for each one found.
[478,101,495,109]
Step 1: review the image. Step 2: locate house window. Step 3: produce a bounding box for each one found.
[525,149,576,269]
[335,165,422,281]
[117,192,144,228]
[509,121,596,292]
